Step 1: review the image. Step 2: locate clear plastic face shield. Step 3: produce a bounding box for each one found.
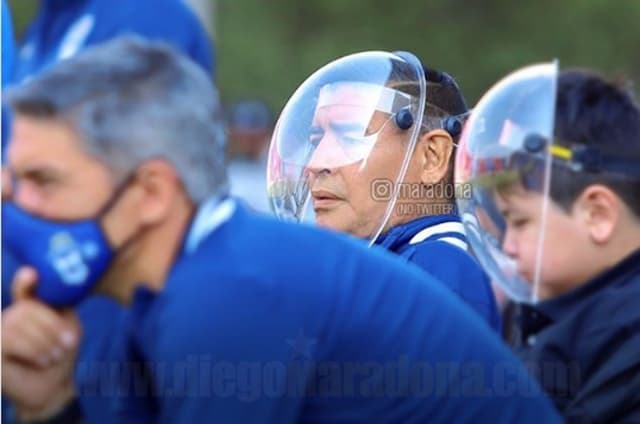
[455,62,558,303]
[267,51,426,244]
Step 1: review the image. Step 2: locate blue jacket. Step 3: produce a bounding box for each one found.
[112,200,559,423]
[516,248,640,422]
[14,0,213,82]
[375,214,501,332]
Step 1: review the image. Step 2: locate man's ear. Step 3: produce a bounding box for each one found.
[101,160,187,248]
[573,184,619,244]
[133,159,184,226]
[414,129,454,185]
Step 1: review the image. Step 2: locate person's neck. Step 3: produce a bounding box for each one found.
[606,220,640,269]
[577,219,640,287]
[97,197,195,305]
[386,196,455,229]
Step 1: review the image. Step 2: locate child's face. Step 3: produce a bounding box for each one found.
[495,184,594,300]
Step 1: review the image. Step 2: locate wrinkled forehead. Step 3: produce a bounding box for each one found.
[316,81,412,113]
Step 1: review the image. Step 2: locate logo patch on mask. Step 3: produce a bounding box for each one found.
[48,232,91,286]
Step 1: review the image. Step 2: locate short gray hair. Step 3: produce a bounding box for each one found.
[7,36,227,203]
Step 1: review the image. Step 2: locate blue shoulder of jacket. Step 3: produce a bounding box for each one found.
[408,240,483,282]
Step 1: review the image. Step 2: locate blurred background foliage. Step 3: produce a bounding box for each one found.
[8,0,640,112]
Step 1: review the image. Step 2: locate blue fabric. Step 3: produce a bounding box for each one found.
[1,4,15,417]
[1,245,19,309]
[2,0,15,156]
[113,203,560,423]
[376,214,502,332]
[73,295,128,420]
[1,0,13,88]
[14,0,213,82]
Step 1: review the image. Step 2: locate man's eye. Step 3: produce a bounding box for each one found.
[339,132,368,145]
[27,175,59,191]
[35,177,55,186]
[309,131,324,147]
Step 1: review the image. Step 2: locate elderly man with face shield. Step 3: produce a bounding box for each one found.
[268,52,500,332]
[456,63,640,422]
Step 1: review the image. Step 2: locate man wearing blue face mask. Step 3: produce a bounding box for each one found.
[1,37,561,423]
[1,1,215,421]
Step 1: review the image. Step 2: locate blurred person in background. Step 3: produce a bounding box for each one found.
[226,99,273,213]
[1,0,215,421]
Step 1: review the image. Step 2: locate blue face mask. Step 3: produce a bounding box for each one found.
[2,203,114,307]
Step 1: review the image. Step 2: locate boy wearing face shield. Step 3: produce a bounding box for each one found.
[269,55,500,331]
[458,65,640,422]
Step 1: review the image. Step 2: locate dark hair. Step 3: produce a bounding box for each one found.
[550,69,640,217]
[381,61,467,195]
[423,66,469,126]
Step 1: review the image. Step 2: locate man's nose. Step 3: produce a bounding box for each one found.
[307,133,344,172]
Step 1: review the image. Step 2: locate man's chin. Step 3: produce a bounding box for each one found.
[315,211,373,241]
[314,210,337,229]
[315,209,350,233]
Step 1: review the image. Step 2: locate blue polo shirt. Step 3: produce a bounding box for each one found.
[113,199,559,423]
[375,214,501,332]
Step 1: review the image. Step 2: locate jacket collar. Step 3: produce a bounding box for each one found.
[375,214,467,252]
